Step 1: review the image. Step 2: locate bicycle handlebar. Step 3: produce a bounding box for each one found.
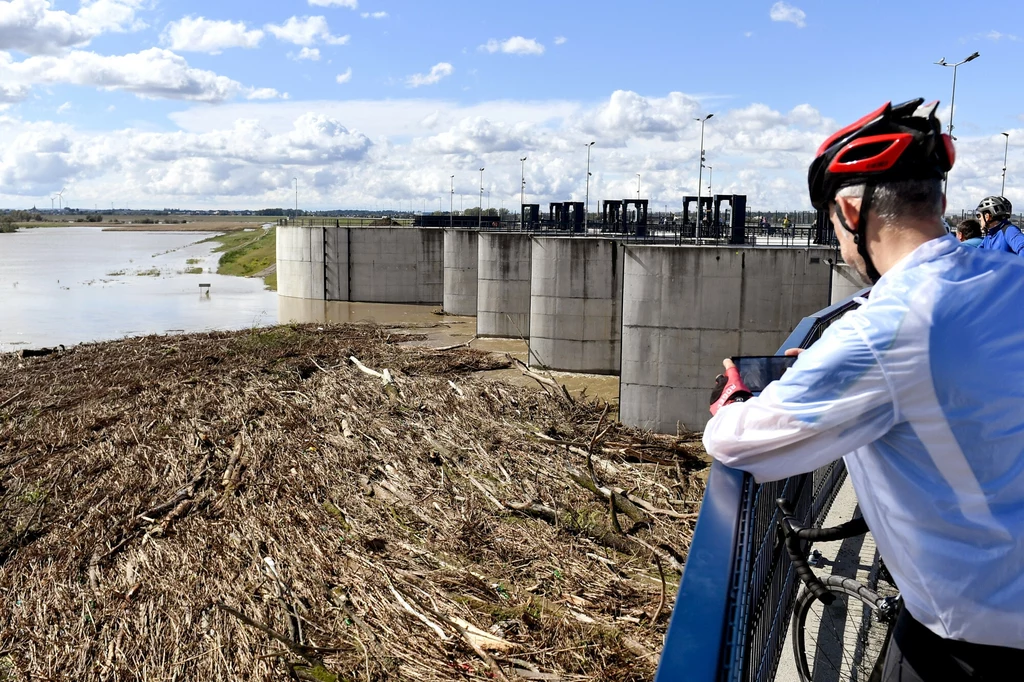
[777,498,870,606]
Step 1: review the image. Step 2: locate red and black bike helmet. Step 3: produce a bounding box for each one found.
[807,98,955,281]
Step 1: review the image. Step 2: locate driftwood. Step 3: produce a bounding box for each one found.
[0,322,704,681]
[506,355,574,405]
[18,345,64,359]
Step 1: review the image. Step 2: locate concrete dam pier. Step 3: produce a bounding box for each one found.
[278,224,835,430]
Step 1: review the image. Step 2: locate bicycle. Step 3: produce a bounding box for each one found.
[777,497,902,682]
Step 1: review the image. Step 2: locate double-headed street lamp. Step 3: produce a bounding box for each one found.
[585,142,595,231]
[935,51,980,198]
[695,113,714,234]
[478,167,485,229]
[1002,132,1010,196]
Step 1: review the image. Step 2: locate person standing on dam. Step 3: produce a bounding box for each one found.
[704,98,1024,681]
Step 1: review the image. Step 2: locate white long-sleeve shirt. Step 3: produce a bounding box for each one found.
[704,234,1024,648]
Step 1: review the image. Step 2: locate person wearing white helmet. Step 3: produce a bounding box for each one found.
[976,195,1024,254]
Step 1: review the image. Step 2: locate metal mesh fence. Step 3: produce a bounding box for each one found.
[721,294,865,682]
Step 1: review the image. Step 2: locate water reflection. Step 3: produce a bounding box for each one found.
[0,227,276,351]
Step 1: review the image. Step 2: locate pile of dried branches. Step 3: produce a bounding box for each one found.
[0,323,707,681]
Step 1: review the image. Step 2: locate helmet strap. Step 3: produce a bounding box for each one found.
[834,184,882,284]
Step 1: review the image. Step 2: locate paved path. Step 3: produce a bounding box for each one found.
[774,478,884,682]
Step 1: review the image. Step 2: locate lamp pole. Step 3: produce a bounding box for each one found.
[1002,132,1010,196]
[293,177,298,215]
[520,156,527,231]
[707,165,713,199]
[478,167,485,229]
[636,173,641,201]
[449,175,454,227]
[695,113,714,235]
[585,141,595,231]
[935,52,980,198]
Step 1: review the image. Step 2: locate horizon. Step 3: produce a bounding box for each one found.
[2,0,1022,214]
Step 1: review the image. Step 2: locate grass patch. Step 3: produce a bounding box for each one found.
[106,270,126,277]
[207,228,277,291]
[136,268,161,277]
[184,267,203,275]
[185,258,201,265]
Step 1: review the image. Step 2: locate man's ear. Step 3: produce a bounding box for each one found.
[834,194,862,236]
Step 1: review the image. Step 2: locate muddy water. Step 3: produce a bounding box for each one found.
[0,227,276,352]
[277,296,621,405]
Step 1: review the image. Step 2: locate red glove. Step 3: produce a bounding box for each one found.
[710,366,753,416]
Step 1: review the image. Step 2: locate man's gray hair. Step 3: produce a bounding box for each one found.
[835,179,943,223]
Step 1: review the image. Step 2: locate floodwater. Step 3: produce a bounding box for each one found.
[0,226,277,351]
[0,227,618,405]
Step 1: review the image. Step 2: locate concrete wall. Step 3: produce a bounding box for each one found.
[324,227,349,301]
[348,228,443,304]
[529,238,624,374]
[276,225,324,300]
[477,232,533,338]
[620,246,833,433]
[443,230,479,316]
[830,262,865,305]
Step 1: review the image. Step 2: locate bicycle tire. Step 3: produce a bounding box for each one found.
[791,575,894,682]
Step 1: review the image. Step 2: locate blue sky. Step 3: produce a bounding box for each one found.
[0,0,1021,212]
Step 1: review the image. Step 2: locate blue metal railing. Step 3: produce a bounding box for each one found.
[655,289,869,682]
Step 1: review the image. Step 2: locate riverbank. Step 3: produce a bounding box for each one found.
[0,323,705,681]
[205,227,278,290]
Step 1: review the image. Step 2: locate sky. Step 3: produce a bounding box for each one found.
[0,0,1021,213]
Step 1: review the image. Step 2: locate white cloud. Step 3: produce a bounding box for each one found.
[246,88,283,100]
[293,47,321,61]
[406,62,453,87]
[336,67,352,84]
[769,2,806,28]
[744,31,754,38]
[0,0,145,55]
[56,101,70,113]
[554,36,567,45]
[480,36,545,56]
[309,0,357,7]
[106,104,115,112]
[963,30,1019,42]
[265,16,349,46]
[360,11,388,19]
[0,47,250,103]
[161,16,264,54]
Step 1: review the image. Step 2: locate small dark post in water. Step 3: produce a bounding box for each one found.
[199,283,211,297]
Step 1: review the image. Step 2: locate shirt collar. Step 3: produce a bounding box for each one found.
[876,234,959,283]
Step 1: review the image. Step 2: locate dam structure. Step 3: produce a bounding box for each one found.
[276,215,838,430]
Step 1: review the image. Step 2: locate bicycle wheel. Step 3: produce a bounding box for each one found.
[791,576,894,682]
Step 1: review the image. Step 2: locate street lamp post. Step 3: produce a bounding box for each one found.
[695,113,714,235]
[585,141,595,231]
[520,156,527,231]
[478,167,485,229]
[293,177,298,215]
[449,175,454,228]
[707,165,714,200]
[1002,132,1010,196]
[935,52,980,198]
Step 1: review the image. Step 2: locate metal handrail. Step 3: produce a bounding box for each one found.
[655,288,869,682]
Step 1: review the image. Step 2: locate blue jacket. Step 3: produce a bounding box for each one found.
[980,220,1024,255]
[705,234,1024,648]
[962,237,983,248]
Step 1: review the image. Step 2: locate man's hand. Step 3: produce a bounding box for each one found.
[710,358,753,416]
